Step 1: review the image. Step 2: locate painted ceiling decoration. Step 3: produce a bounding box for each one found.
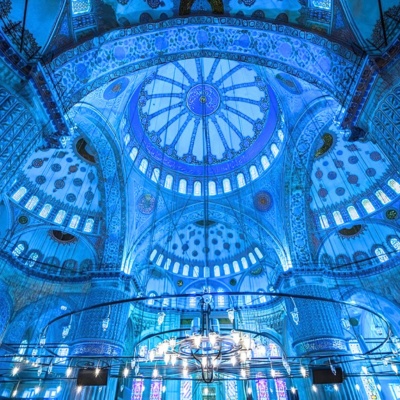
[0,0,400,399]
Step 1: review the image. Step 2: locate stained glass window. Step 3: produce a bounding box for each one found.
[25,196,39,210]
[12,187,27,202]
[132,379,144,400]
[278,129,284,142]
[83,218,94,233]
[208,181,216,196]
[194,181,201,196]
[69,215,80,229]
[180,380,192,400]
[375,247,388,263]
[319,214,329,229]
[164,175,173,189]
[54,210,66,224]
[182,264,189,276]
[224,380,238,400]
[151,168,160,183]
[256,373,270,400]
[217,288,225,307]
[241,257,249,269]
[12,243,25,257]
[347,206,360,220]
[275,379,288,400]
[139,159,148,173]
[223,178,232,193]
[254,247,263,258]
[261,155,270,170]
[249,165,259,180]
[130,147,138,161]
[376,189,390,204]
[193,266,199,277]
[71,0,91,15]
[333,211,344,225]
[237,173,246,188]
[150,379,162,400]
[164,258,171,270]
[233,261,240,273]
[271,143,279,157]
[249,252,257,264]
[172,262,180,273]
[362,199,375,213]
[214,265,220,277]
[55,345,69,364]
[223,263,230,274]
[388,179,400,194]
[26,251,39,268]
[39,204,52,218]
[123,134,130,145]
[178,179,187,194]
[149,249,157,261]
[156,254,164,266]
[312,0,331,10]
[148,292,156,306]
[390,238,400,251]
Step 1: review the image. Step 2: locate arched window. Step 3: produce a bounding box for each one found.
[237,173,246,188]
[193,181,201,196]
[347,206,360,220]
[319,214,329,229]
[182,264,189,276]
[172,262,180,273]
[261,155,270,170]
[333,211,344,225]
[390,238,400,251]
[147,292,156,306]
[139,158,148,173]
[156,254,164,266]
[193,266,199,277]
[39,204,52,218]
[214,265,220,277]
[71,0,91,15]
[208,181,216,196]
[278,129,284,142]
[249,165,259,181]
[164,175,173,190]
[55,344,69,364]
[189,292,197,308]
[149,249,157,261]
[388,179,400,194]
[271,143,279,157]
[223,178,232,193]
[241,257,249,269]
[217,288,225,307]
[254,247,263,259]
[26,251,39,268]
[12,187,27,202]
[69,215,80,229]
[13,340,28,362]
[25,196,39,210]
[248,252,257,264]
[12,243,25,257]
[164,258,171,271]
[258,289,267,304]
[123,134,130,145]
[151,168,160,183]
[376,190,390,204]
[178,179,187,194]
[375,247,389,263]
[312,0,331,9]
[54,210,66,224]
[83,218,94,233]
[130,147,138,161]
[233,261,240,273]
[362,199,375,213]
[223,263,230,275]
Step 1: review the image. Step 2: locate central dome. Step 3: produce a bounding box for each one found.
[126,58,283,194]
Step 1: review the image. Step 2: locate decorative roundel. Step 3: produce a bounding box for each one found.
[147,0,162,9]
[366,168,376,177]
[186,84,220,116]
[66,193,77,202]
[32,158,44,168]
[103,77,129,100]
[229,278,237,286]
[318,188,328,198]
[370,151,382,161]
[18,215,29,225]
[177,280,183,287]
[386,209,398,220]
[347,175,358,184]
[51,163,61,172]
[69,165,78,174]
[275,72,303,95]
[54,179,65,190]
[73,178,83,186]
[241,0,256,5]
[35,175,46,185]
[138,193,157,215]
[254,191,273,211]
[84,191,94,202]
[335,187,345,196]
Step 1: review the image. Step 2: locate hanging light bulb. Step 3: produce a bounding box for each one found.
[231,356,237,366]
[300,366,307,378]
[271,368,276,378]
[291,387,297,394]
[62,325,71,339]
[201,357,207,368]
[392,363,398,374]
[134,364,140,375]
[333,384,339,391]
[312,385,317,393]
[95,366,101,377]
[102,317,110,332]
[240,351,247,363]
[377,384,381,391]
[149,349,155,362]
[164,353,171,364]
[193,333,202,348]
[39,335,46,347]
[77,386,82,394]
[203,387,209,395]
[34,384,41,395]
[48,363,53,374]
[158,312,166,326]
[11,366,19,376]
[330,363,337,376]
[131,359,136,369]
[231,330,240,345]
[152,368,158,378]
[241,368,246,379]
[162,386,166,393]
[171,354,177,366]
[66,367,72,377]
[242,334,251,350]
[355,384,360,391]
[209,332,218,346]
[227,309,235,323]
[56,385,62,393]
[183,359,188,368]
[123,366,129,378]
[169,337,176,348]
[247,387,252,395]
[182,368,188,378]
[361,366,368,374]
[12,389,17,398]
